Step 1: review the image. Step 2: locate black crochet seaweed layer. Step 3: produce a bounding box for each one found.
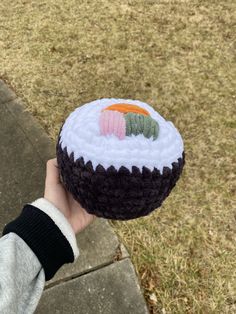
[56,138,185,220]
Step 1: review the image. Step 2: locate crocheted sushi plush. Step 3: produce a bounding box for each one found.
[56,99,185,220]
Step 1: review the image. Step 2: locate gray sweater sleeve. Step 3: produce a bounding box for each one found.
[0,233,45,314]
[0,198,79,314]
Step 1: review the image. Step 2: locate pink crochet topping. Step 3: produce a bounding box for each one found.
[99,110,126,139]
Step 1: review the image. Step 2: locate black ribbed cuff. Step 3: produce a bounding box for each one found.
[2,204,74,281]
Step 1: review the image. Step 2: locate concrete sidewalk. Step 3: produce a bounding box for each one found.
[0,80,149,314]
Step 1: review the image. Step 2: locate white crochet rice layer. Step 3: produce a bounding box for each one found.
[59,98,184,173]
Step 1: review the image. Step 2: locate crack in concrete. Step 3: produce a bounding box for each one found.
[45,256,130,290]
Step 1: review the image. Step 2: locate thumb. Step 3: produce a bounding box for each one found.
[45,158,60,186]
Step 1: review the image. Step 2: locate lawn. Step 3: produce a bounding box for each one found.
[0,1,235,313]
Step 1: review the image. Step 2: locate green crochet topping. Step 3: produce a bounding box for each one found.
[124,113,159,140]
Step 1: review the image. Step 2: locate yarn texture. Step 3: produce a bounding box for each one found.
[56,98,185,220]
[56,140,185,220]
[124,113,159,139]
[59,98,184,173]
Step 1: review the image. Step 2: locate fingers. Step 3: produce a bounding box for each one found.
[45,158,60,186]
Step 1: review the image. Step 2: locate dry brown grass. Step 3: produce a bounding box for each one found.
[1,1,235,313]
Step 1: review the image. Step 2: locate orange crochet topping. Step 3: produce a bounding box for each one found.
[104,104,150,116]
